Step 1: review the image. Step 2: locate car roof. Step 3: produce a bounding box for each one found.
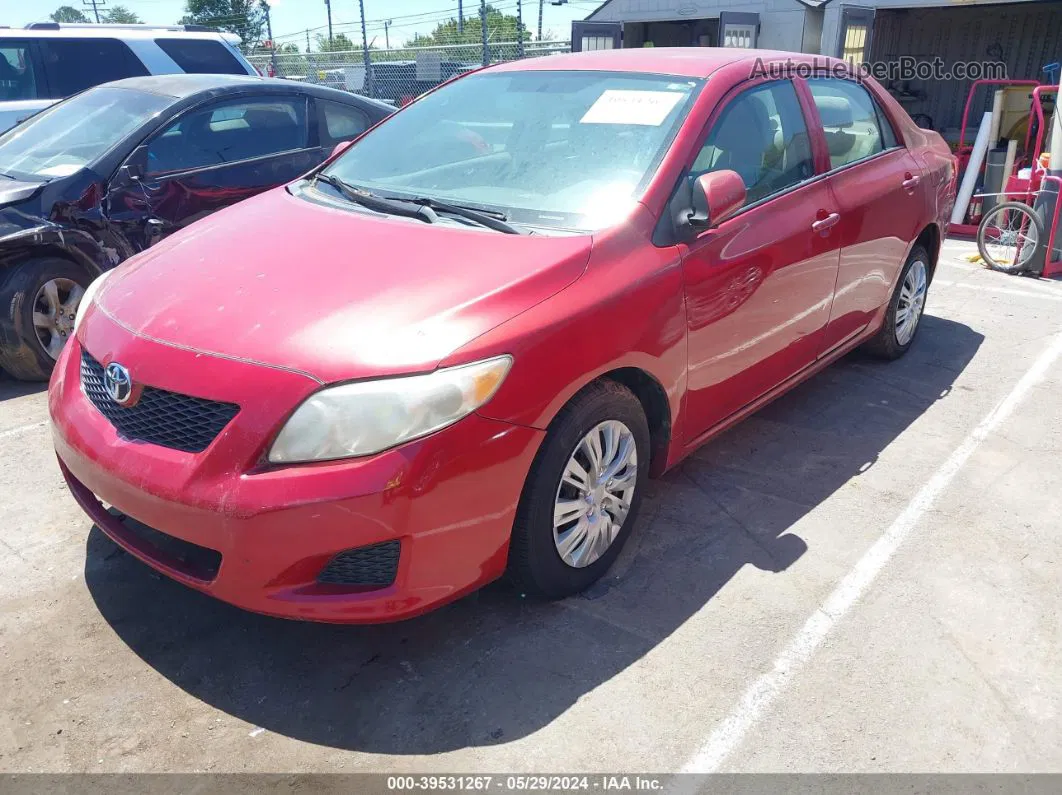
[101,74,394,112]
[0,24,240,44]
[485,47,845,79]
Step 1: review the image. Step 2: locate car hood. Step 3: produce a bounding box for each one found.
[95,186,592,383]
[0,178,43,208]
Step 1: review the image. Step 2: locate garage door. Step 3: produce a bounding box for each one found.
[869,1,1062,134]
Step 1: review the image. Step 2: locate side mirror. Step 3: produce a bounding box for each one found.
[330,140,354,159]
[115,162,143,186]
[689,170,746,231]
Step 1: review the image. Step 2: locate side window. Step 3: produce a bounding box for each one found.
[808,77,888,170]
[320,100,369,145]
[154,39,247,75]
[146,97,308,176]
[37,39,148,98]
[0,42,41,100]
[690,80,814,206]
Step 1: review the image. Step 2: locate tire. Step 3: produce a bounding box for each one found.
[507,379,650,599]
[863,245,930,361]
[0,257,91,381]
[977,201,1043,273]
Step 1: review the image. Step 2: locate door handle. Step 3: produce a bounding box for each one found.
[811,212,840,234]
[902,173,922,190]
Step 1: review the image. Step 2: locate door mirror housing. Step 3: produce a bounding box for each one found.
[116,163,143,185]
[689,170,746,231]
[330,139,354,159]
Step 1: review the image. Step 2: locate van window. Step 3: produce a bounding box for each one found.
[38,39,148,98]
[0,42,40,100]
[147,97,308,174]
[154,39,247,75]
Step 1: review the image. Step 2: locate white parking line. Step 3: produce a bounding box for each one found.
[0,421,47,440]
[678,326,1062,775]
[934,280,1062,301]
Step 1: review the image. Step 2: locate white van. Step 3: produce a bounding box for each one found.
[0,23,257,131]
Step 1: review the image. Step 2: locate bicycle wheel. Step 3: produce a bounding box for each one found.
[977,201,1044,273]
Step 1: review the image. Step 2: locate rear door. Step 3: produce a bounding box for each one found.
[36,37,149,97]
[681,78,842,439]
[807,77,925,354]
[105,94,317,250]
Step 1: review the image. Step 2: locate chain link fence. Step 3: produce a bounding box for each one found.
[247,40,570,106]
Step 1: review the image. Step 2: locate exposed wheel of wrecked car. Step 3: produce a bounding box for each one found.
[0,258,89,381]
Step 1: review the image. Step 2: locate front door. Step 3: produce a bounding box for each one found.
[681,79,842,440]
[805,77,925,353]
[105,94,320,250]
[570,22,622,52]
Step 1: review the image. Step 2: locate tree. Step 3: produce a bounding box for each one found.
[102,5,142,23]
[276,42,301,54]
[315,33,356,53]
[50,5,90,22]
[179,0,265,46]
[406,5,529,49]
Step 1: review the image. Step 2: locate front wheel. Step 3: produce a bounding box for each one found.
[977,201,1043,273]
[863,245,930,360]
[507,380,650,598]
[0,257,90,381]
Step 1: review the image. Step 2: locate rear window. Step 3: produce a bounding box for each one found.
[37,38,149,98]
[154,38,247,75]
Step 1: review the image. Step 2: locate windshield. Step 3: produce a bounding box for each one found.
[323,70,701,230]
[0,86,170,180]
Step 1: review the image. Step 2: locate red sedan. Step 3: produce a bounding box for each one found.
[49,48,955,623]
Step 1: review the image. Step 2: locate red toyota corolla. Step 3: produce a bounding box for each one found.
[49,48,954,623]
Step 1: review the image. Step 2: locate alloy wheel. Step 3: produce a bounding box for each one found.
[33,277,84,360]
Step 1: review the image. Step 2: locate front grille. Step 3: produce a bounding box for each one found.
[81,350,239,453]
[318,540,400,587]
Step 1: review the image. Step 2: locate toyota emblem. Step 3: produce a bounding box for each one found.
[104,362,134,406]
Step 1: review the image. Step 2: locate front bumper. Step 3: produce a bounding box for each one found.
[50,314,544,623]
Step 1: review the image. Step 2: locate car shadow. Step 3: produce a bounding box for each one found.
[0,372,46,401]
[84,314,983,755]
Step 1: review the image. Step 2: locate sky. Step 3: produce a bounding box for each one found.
[5,0,600,48]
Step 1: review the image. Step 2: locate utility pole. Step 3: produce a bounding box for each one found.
[516,0,524,57]
[262,0,277,76]
[324,0,333,46]
[82,0,104,23]
[384,19,391,49]
[305,29,311,53]
[480,0,489,66]
[359,0,371,96]
[538,0,544,41]
[458,0,464,33]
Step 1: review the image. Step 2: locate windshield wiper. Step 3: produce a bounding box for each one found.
[401,196,526,235]
[312,173,438,224]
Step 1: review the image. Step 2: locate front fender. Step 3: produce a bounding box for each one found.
[0,223,116,279]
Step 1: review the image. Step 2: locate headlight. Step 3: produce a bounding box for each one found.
[72,268,115,336]
[268,355,513,463]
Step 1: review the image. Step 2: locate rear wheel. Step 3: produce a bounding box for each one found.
[863,245,930,360]
[977,201,1043,273]
[0,258,90,381]
[508,380,650,598]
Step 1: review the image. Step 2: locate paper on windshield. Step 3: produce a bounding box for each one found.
[579,90,685,126]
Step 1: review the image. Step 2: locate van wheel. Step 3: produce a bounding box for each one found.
[0,258,90,381]
[863,245,930,361]
[508,380,650,598]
